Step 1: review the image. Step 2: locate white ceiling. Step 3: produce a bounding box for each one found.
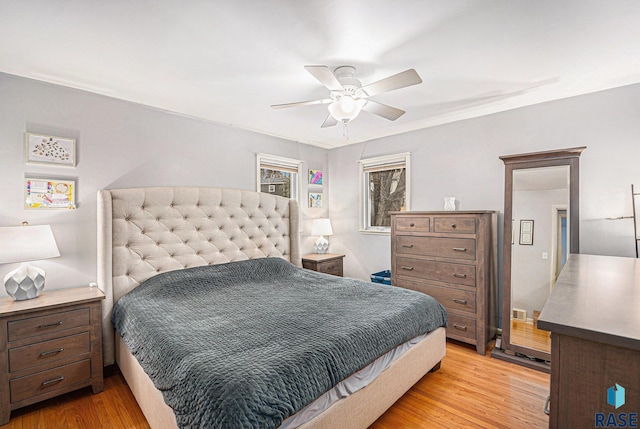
[2,0,640,149]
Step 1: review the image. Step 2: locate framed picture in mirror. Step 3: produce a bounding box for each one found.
[519,219,534,245]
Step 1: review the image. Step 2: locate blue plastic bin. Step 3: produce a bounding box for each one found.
[370,270,392,285]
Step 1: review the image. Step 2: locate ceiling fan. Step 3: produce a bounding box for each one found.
[271,65,422,128]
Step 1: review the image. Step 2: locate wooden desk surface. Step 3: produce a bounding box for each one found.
[537,253,640,350]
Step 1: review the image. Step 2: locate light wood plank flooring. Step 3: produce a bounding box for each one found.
[510,320,552,354]
[1,341,550,429]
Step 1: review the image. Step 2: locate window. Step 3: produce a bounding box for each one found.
[358,153,410,233]
[256,153,302,201]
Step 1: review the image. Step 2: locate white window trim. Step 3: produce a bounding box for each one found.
[357,152,411,234]
[256,153,303,201]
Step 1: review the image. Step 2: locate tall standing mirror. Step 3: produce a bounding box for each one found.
[493,147,585,371]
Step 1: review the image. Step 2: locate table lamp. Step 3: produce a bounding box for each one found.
[0,223,60,300]
[311,218,333,254]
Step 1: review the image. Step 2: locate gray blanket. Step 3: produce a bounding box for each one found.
[112,257,447,429]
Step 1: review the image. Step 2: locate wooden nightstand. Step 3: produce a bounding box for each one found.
[302,253,345,277]
[0,287,105,425]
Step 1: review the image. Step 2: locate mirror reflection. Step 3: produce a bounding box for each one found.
[510,165,570,353]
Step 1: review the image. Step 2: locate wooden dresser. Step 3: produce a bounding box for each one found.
[0,287,105,424]
[391,211,498,355]
[538,254,640,429]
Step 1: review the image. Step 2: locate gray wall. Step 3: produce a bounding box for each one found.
[0,73,328,296]
[3,71,640,322]
[329,83,640,328]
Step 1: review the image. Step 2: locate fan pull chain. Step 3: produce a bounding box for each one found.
[342,122,349,139]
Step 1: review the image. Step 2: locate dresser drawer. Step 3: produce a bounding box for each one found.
[396,236,476,261]
[447,314,476,341]
[396,256,476,287]
[433,217,476,234]
[10,359,91,404]
[9,332,91,373]
[8,308,90,342]
[395,216,430,232]
[396,280,476,314]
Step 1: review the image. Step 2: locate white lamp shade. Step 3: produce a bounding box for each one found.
[0,225,59,300]
[311,219,333,236]
[328,96,366,123]
[0,225,60,264]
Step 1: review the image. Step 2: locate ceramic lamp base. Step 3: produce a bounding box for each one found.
[314,235,330,254]
[4,262,45,301]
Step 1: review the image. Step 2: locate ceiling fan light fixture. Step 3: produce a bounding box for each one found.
[328,95,366,123]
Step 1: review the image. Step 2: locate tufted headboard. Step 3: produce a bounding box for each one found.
[97,186,301,365]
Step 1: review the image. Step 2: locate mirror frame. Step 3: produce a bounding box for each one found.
[499,147,586,364]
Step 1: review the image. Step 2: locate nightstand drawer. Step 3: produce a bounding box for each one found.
[10,359,91,404]
[319,260,343,276]
[8,308,90,342]
[9,332,91,373]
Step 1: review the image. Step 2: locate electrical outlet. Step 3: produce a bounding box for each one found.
[542,252,548,260]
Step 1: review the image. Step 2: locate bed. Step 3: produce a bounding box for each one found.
[97,186,447,429]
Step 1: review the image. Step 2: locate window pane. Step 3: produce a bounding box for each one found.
[368,168,406,227]
[260,168,292,198]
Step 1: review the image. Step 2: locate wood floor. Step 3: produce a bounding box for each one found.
[1,340,550,429]
[510,320,551,354]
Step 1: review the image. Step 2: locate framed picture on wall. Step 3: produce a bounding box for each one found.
[25,177,76,209]
[519,219,534,245]
[309,192,323,208]
[25,133,76,167]
[309,170,323,185]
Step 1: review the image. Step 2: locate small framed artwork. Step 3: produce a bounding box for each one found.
[309,192,323,208]
[519,219,534,245]
[309,170,323,185]
[25,178,76,209]
[25,133,76,167]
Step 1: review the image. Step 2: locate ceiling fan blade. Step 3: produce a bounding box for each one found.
[321,114,338,128]
[304,65,343,91]
[361,69,422,97]
[362,100,406,121]
[271,98,332,109]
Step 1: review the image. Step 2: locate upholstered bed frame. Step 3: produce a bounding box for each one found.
[97,186,445,429]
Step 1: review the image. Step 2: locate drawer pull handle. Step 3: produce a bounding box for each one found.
[401,266,414,271]
[453,247,467,252]
[410,223,415,227]
[453,299,468,305]
[402,244,414,248]
[453,324,467,331]
[453,273,467,278]
[40,348,64,357]
[544,396,550,415]
[39,321,63,329]
[451,224,457,228]
[41,376,65,386]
